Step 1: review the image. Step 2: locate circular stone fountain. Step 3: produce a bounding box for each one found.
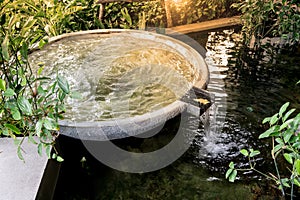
[29,29,209,141]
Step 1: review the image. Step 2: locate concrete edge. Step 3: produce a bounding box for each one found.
[0,137,49,200]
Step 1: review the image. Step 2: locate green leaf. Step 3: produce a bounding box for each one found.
[58,91,66,102]
[57,104,66,113]
[57,75,70,94]
[292,113,300,130]
[37,85,46,96]
[226,168,233,179]
[284,153,293,164]
[275,138,284,144]
[2,128,9,136]
[35,120,43,137]
[281,178,290,188]
[283,131,293,143]
[17,146,24,161]
[240,149,249,156]
[2,35,10,61]
[229,169,237,182]
[273,143,284,154]
[20,42,28,60]
[8,15,17,32]
[121,8,132,25]
[294,178,300,187]
[4,88,15,97]
[43,117,59,131]
[52,153,57,159]
[21,75,27,87]
[293,142,300,149]
[229,161,235,169]
[258,125,280,139]
[283,109,296,122]
[296,80,300,85]
[21,17,37,37]
[0,79,6,91]
[46,145,52,158]
[280,118,294,131]
[262,117,271,124]
[11,109,21,120]
[56,156,64,162]
[259,127,276,139]
[270,113,279,125]
[51,81,57,93]
[17,96,32,115]
[37,143,43,156]
[39,39,47,48]
[295,159,300,175]
[37,66,44,76]
[4,123,21,135]
[279,102,289,117]
[249,150,260,157]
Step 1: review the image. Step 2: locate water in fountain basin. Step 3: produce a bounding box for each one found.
[29,33,196,122]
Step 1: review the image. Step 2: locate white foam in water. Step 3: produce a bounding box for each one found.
[29,34,196,122]
[198,29,242,159]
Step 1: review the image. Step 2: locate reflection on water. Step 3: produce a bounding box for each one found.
[54,28,300,199]
[197,30,237,161]
[192,28,300,175]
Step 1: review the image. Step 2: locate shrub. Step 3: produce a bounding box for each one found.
[0,0,83,161]
[226,101,300,198]
[233,0,300,47]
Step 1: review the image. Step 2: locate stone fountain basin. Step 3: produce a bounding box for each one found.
[33,29,209,141]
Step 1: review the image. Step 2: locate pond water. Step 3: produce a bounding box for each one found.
[53,27,300,199]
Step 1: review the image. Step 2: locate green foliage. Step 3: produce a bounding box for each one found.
[86,0,237,29]
[0,0,80,161]
[62,0,103,31]
[1,0,84,36]
[225,161,237,182]
[171,0,227,25]
[275,0,300,45]
[100,1,166,29]
[226,101,300,198]
[1,0,166,31]
[232,0,300,47]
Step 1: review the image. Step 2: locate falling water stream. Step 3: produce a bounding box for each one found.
[53,28,300,199]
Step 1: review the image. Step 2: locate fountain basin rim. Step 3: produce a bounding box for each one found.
[59,100,186,127]
[58,100,188,141]
[35,29,209,140]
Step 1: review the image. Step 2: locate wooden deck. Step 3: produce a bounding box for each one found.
[166,16,241,34]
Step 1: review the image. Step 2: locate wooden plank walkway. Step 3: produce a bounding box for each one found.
[166,16,241,34]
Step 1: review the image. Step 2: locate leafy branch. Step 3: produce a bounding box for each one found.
[0,0,83,162]
[226,102,300,199]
